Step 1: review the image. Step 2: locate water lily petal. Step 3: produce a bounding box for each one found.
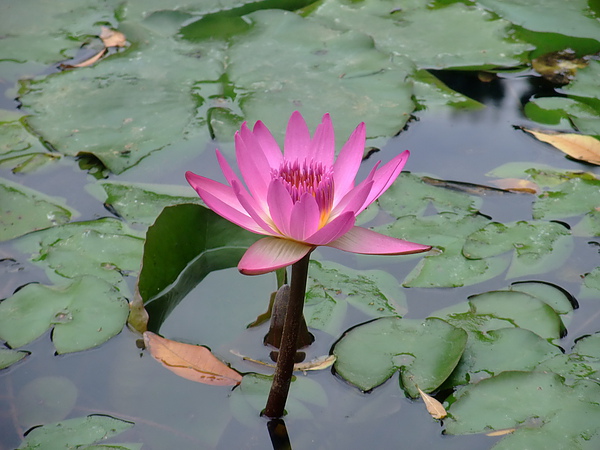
[266,179,294,236]
[186,172,264,234]
[332,122,366,202]
[289,193,321,241]
[235,129,271,200]
[253,120,283,167]
[309,113,335,166]
[360,150,410,213]
[326,226,431,255]
[284,111,311,161]
[231,181,278,235]
[331,163,377,218]
[305,211,356,245]
[238,237,313,275]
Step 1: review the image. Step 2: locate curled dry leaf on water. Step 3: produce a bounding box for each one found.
[486,428,516,437]
[143,331,242,386]
[66,27,127,68]
[417,387,447,420]
[522,128,600,165]
[231,350,336,374]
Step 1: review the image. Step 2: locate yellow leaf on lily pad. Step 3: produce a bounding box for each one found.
[417,387,447,419]
[523,128,600,165]
[144,331,242,386]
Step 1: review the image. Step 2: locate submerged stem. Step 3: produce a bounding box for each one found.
[263,253,311,418]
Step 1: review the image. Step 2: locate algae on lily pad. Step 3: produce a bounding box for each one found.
[0,276,128,353]
[533,176,600,220]
[0,178,75,242]
[333,316,467,397]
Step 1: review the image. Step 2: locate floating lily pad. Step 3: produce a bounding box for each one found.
[445,371,600,448]
[21,23,223,174]
[138,204,260,330]
[562,59,600,100]
[16,414,135,450]
[0,177,75,242]
[463,220,572,278]
[477,0,600,42]
[225,9,415,147]
[525,97,600,136]
[333,316,467,397]
[304,260,407,335]
[411,70,484,111]
[0,348,29,369]
[378,173,481,217]
[312,0,532,69]
[0,276,128,353]
[444,328,562,387]
[15,218,144,290]
[509,280,576,315]
[533,176,600,220]
[0,120,58,173]
[94,181,202,227]
[573,209,600,237]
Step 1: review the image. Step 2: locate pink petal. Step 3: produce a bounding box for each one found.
[235,129,271,200]
[289,193,321,241]
[266,179,294,236]
[185,172,265,234]
[284,111,311,161]
[238,237,313,275]
[253,121,283,167]
[359,150,410,213]
[309,113,335,166]
[304,211,356,246]
[326,226,431,255]
[330,163,378,218]
[332,122,366,202]
[231,180,278,235]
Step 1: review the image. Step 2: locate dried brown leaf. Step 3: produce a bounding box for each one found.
[68,49,106,68]
[417,387,447,419]
[489,178,540,194]
[486,428,516,437]
[523,128,600,165]
[100,26,127,48]
[144,331,242,386]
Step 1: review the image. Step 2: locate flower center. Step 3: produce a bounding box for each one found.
[274,159,334,227]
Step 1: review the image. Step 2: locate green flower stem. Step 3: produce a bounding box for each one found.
[264,252,311,418]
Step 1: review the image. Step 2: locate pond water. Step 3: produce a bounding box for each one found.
[2,65,599,449]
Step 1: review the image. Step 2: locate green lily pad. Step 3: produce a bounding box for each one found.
[21,23,223,174]
[304,260,407,335]
[468,290,565,340]
[477,0,600,42]
[0,348,29,369]
[573,332,600,358]
[15,218,144,290]
[0,276,128,353]
[581,267,600,298]
[533,176,600,220]
[562,59,600,100]
[0,0,120,65]
[16,376,78,430]
[333,316,467,397]
[411,69,484,112]
[463,220,572,278]
[138,204,260,330]
[312,0,532,69]
[573,209,600,237]
[525,97,600,135]
[378,173,482,218]
[94,181,202,227]
[0,120,58,173]
[444,328,562,387]
[225,9,415,147]
[17,414,135,450]
[509,280,576,315]
[446,373,600,448]
[0,177,75,242]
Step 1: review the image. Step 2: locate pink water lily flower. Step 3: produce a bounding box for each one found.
[186,111,431,275]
